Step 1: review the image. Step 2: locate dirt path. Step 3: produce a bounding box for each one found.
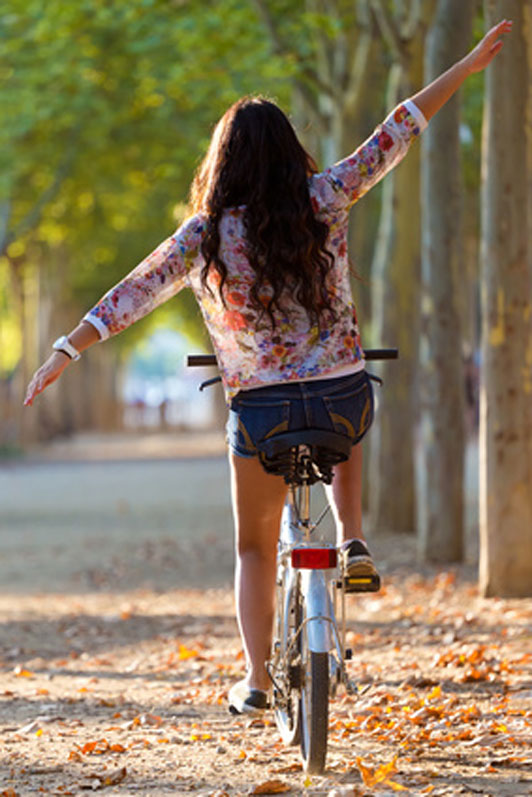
[1,434,531,796]
[0,432,232,593]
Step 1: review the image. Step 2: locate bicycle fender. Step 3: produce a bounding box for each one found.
[300,570,334,653]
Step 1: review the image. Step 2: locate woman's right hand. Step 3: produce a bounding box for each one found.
[24,352,71,407]
[463,19,513,75]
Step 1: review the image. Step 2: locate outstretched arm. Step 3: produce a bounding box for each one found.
[24,215,205,407]
[410,19,513,122]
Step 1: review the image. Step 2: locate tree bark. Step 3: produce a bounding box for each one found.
[416,0,472,561]
[8,257,40,446]
[36,257,125,440]
[478,0,532,596]
[368,1,435,534]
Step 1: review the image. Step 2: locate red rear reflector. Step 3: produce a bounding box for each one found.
[291,548,337,569]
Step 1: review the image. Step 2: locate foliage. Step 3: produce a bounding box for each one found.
[0,0,294,353]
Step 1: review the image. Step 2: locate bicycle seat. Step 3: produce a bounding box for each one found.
[257,429,351,485]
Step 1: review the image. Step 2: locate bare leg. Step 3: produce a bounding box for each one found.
[229,452,288,691]
[324,442,364,546]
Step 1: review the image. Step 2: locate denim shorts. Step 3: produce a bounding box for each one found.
[227,370,374,459]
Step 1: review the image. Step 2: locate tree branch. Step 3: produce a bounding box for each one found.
[251,0,341,103]
[1,125,81,257]
[307,0,334,87]
[370,0,409,69]
[344,28,373,113]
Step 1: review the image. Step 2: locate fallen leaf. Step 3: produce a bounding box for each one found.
[356,755,399,788]
[81,738,110,755]
[18,720,41,735]
[249,780,290,794]
[103,767,127,787]
[274,763,302,773]
[13,666,34,678]
[178,644,199,660]
[80,766,127,790]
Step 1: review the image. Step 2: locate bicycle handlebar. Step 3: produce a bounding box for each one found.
[187,348,398,368]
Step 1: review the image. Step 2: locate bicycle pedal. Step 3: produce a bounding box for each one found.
[343,574,381,593]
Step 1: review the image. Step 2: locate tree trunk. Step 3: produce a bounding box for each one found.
[416,0,472,562]
[368,7,432,534]
[8,258,40,446]
[478,0,532,596]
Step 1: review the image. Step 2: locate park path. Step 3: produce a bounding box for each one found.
[0,432,531,796]
[0,432,234,594]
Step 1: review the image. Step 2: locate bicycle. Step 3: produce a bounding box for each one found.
[188,349,397,774]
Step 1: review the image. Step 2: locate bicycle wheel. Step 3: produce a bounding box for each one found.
[299,610,329,774]
[273,576,301,746]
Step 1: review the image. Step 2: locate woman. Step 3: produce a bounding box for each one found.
[25,20,512,714]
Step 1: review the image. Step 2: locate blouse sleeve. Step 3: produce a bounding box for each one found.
[310,99,428,215]
[83,215,205,340]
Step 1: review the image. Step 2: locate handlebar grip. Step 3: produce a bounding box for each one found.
[186,348,398,367]
[187,354,218,367]
[365,348,399,360]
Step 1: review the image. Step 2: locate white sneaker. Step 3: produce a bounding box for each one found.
[228,679,269,715]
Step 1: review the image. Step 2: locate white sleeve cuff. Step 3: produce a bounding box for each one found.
[403,99,428,133]
[83,313,110,341]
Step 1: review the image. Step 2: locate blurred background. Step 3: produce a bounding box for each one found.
[1,0,531,594]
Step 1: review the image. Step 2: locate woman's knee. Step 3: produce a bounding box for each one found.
[235,525,279,560]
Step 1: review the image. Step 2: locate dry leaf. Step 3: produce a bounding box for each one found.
[13,666,34,678]
[18,720,41,734]
[274,763,302,773]
[356,755,399,788]
[80,766,127,790]
[81,738,110,755]
[178,644,199,660]
[102,767,127,786]
[249,781,290,794]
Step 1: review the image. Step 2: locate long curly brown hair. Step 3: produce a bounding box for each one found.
[190,96,336,329]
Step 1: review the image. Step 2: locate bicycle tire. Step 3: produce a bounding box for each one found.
[273,579,301,746]
[299,623,329,774]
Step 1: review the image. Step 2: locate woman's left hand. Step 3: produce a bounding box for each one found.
[463,19,513,75]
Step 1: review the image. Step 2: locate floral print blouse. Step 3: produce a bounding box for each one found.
[84,100,427,401]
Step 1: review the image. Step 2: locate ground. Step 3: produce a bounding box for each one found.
[1,432,531,796]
